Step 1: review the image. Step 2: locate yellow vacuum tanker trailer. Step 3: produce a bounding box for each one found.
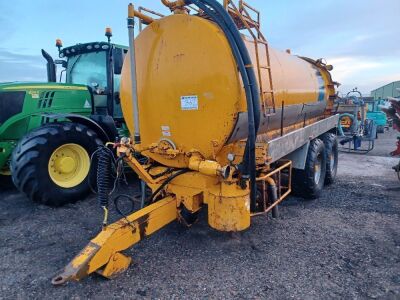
[52,0,339,285]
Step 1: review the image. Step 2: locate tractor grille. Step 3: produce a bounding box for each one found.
[0,91,25,125]
[37,91,55,109]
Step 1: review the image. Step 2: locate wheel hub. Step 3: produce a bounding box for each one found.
[329,154,335,173]
[54,156,76,174]
[314,155,322,184]
[48,143,90,188]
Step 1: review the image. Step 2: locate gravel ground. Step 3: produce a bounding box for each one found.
[0,130,399,299]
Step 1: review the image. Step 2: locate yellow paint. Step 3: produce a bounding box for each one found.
[48,143,90,188]
[54,5,334,285]
[340,116,352,128]
[120,14,335,169]
[208,182,250,232]
[121,14,243,167]
[53,152,291,283]
[97,252,132,279]
[128,3,135,18]
[188,155,223,177]
[52,196,177,284]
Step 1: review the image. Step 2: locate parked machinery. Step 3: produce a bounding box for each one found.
[52,0,339,285]
[0,30,128,206]
[365,98,388,133]
[382,94,400,180]
[335,88,377,153]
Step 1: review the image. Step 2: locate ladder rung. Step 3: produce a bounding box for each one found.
[259,66,271,69]
[257,39,268,45]
[262,91,274,94]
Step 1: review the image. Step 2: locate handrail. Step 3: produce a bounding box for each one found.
[138,6,165,31]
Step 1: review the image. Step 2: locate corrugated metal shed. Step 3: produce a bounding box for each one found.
[370,81,400,99]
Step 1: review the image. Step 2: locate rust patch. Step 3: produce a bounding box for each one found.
[137,215,150,239]
[52,242,101,285]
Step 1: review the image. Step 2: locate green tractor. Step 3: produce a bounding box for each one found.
[0,30,128,206]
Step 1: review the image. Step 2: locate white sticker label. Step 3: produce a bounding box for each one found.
[181,95,198,111]
[161,125,171,137]
[84,100,91,108]
[29,91,39,99]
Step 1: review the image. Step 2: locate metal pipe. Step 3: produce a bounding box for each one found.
[161,0,186,8]
[265,177,279,218]
[134,8,155,25]
[41,49,56,82]
[127,4,141,144]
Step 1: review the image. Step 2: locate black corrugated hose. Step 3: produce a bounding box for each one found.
[185,0,261,211]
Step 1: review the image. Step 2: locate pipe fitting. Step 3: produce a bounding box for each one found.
[189,155,225,178]
[128,4,155,26]
[161,0,186,9]
[161,0,189,13]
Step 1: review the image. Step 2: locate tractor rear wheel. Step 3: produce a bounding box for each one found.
[11,122,102,206]
[292,138,326,199]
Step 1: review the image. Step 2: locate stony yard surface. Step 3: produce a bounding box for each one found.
[0,129,399,299]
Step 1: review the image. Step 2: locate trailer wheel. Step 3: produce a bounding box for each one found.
[292,138,326,199]
[323,133,338,185]
[11,122,102,206]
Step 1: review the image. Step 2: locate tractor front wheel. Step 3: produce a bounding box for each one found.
[11,122,102,206]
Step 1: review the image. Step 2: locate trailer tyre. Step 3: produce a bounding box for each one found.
[11,122,103,206]
[292,138,326,199]
[323,133,338,185]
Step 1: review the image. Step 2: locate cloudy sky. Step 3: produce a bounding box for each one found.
[0,0,399,95]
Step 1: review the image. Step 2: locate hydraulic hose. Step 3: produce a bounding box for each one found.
[148,169,190,203]
[96,146,112,208]
[186,0,260,211]
[187,1,255,138]
[200,0,261,132]
[197,0,261,175]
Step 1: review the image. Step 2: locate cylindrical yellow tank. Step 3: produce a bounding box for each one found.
[120,14,335,168]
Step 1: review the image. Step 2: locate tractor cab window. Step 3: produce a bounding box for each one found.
[67,51,107,89]
[114,74,121,94]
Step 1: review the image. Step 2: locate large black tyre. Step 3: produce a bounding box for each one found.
[292,138,326,199]
[11,122,102,206]
[323,133,338,185]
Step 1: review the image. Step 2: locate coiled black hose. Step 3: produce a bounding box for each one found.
[96,146,113,208]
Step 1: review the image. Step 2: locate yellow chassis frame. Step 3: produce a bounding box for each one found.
[52,196,177,285]
[52,154,292,285]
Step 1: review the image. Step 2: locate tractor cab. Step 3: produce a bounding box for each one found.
[42,29,128,121]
